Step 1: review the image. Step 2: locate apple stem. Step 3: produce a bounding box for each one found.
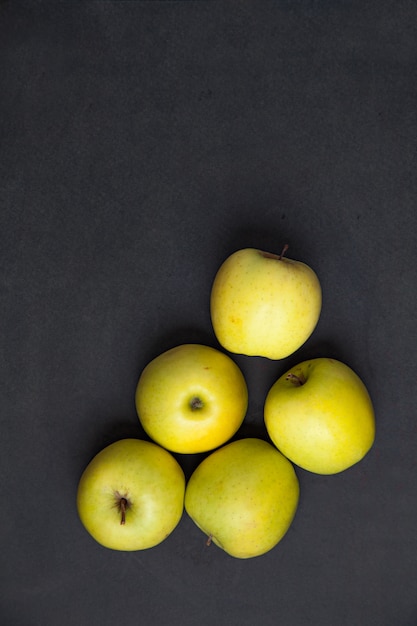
[286,372,306,386]
[279,243,289,260]
[120,497,128,525]
[206,534,212,547]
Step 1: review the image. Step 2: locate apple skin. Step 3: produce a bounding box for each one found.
[210,247,322,360]
[184,438,299,559]
[135,344,248,454]
[76,439,185,551]
[264,358,376,474]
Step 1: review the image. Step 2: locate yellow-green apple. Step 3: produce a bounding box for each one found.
[184,437,299,559]
[76,438,185,551]
[135,344,248,454]
[210,246,322,360]
[264,358,375,474]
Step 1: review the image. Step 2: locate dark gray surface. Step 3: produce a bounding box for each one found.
[1,2,417,625]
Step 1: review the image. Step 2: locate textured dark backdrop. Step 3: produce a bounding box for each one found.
[1,2,417,625]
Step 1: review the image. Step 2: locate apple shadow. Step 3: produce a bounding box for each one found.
[221,222,293,259]
[284,337,355,371]
[218,197,320,263]
[76,414,151,466]
[135,325,220,373]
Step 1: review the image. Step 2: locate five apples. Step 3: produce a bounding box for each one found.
[77,245,375,558]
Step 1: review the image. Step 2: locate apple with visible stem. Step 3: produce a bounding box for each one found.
[264,358,376,474]
[210,245,322,360]
[135,344,248,454]
[77,438,185,551]
[185,438,300,559]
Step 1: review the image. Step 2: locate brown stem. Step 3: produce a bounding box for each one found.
[279,243,289,260]
[286,372,306,386]
[120,498,128,525]
[206,534,212,547]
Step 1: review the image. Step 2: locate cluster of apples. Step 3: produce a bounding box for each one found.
[77,247,375,559]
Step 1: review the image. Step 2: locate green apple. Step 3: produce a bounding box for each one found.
[264,358,376,474]
[210,246,322,360]
[135,344,248,454]
[184,438,299,559]
[77,438,185,551]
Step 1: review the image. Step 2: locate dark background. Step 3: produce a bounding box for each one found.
[1,2,417,625]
